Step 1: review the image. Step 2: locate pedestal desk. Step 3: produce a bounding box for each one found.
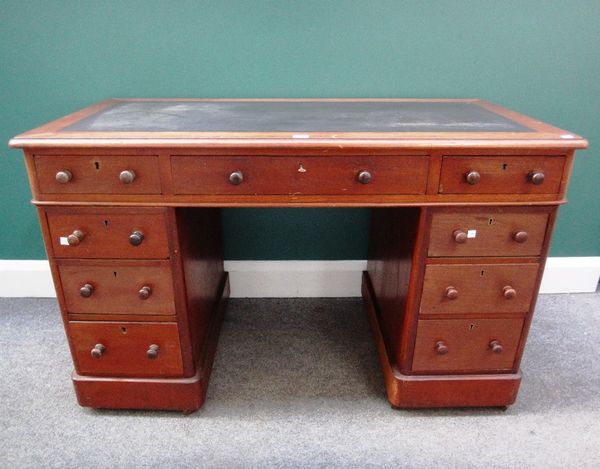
[10,99,587,412]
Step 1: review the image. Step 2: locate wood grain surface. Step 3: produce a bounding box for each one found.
[34,154,162,194]
[45,207,170,259]
[419,262,539,315]
[171,155,428,195]
[427,207,550,257]
[438,156,565,194]
[57,260,176,315]
[411,318,524,373]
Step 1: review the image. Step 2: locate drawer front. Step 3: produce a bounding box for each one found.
[420,263,539,315]
[438,156,565,194]
[428,208,549,257]
[412,318,524,373]
[46,208,170,259]
[171,155,428,195]
[34,155,161,194]
[58,261,176,315]
[69,321,183,377]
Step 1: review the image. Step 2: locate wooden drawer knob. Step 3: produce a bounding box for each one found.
[445,286,459,300]
[147,344,160,359]
[489,340,503,354]
[55,170,72,184]
[453,229,468,244]
[435,341,449,355]
[513,230,529,243]
[119,169,136,184]
[138,285,152,300]
[464,170,481,185]
[528,171,545,185]
[79,283,94,298]
[128,230,145,246]
[229,170,244,185]
[503,286,517,299]
[91,343,106,358]
[67,230,85,246]
[357,170,372,184]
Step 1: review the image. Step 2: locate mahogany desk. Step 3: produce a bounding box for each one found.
[10,99,587,412]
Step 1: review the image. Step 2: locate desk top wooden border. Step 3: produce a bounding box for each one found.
[9,98,588,150]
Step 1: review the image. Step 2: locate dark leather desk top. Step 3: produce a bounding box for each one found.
[9,99,587,150]
[64,101,530,133]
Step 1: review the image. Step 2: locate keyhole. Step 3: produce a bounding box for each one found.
[488,218,494,225]
[469,323,475,331]
[113,271,117,278]
[480,270,485,277]
[94,161,100,170]
[502,163,508,170]
[103,219,109,228]
[120,326,127,334]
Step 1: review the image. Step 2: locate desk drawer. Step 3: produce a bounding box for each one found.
[69,321,184,377]
[45,208,170,259]
[58,260,176,316]
[412,318,524,373]
[420,263,539,315]
[171,155,428,195]
[438,156,565,194]
[34,155,161,194]
[428,208,549,257]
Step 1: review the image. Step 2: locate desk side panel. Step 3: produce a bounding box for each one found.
[367,208,420,363]
[174,208,225,368]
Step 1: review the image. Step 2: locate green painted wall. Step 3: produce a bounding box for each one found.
[1,0,598,260]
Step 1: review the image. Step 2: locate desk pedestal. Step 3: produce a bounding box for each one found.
[362,272,521,408]
[71,274,229,413]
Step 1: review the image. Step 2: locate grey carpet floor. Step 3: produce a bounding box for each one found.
[1,293,599,468]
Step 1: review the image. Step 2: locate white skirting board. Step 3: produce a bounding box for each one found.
[0,258,598,298]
